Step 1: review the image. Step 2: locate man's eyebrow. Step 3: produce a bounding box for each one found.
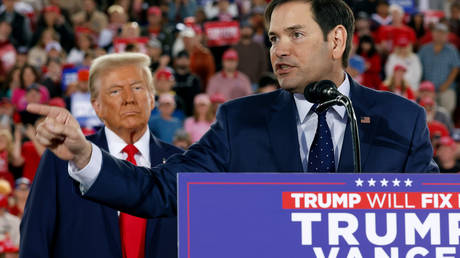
[269,24,306,36]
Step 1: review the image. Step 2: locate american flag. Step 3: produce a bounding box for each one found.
[360,116,371,124]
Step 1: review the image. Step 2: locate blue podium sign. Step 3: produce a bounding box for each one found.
[178,173,460,258]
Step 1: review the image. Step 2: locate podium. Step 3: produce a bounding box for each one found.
[178,173,460,258]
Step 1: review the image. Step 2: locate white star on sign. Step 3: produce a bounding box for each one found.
[380,178,389,187]
[404,178,413,187]
[368,178,376,187]
[392,178,401,187]
[355,178,364,187]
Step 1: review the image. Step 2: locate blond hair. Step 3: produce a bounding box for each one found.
[89,52,155,100]
[0,129,13,156]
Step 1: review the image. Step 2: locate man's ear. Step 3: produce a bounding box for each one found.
[91,98,101,118]
[329,25,347,62]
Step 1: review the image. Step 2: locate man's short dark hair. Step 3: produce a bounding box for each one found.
[264,0,355,68]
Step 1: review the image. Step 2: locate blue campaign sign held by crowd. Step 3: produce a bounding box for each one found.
[178,173,460,258]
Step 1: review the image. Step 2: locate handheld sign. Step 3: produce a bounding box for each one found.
[178,173,460,258]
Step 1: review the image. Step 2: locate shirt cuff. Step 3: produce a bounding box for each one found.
[68,143,102,194]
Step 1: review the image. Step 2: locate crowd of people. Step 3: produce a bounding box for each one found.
[0,0,456,254]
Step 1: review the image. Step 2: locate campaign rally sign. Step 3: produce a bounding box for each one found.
[178,173,460,258]
[204,21,240,47]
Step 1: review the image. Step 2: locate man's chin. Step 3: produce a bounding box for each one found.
[279,83,304,94]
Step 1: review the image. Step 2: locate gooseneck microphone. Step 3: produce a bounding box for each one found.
[304,80,362,173]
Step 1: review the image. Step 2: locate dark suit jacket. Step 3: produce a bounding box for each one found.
[19,129,183,258]
[83,77,439,218]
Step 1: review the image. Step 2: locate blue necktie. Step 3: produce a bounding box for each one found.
[307,105,335,172]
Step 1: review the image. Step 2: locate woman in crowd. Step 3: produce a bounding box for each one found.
[11,65,49,112]
[356,35,382,90]
[380,64,415,101]
[184,94,213,143]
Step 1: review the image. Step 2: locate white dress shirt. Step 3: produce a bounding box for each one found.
[294,75,350,171]
[68,127,151,193]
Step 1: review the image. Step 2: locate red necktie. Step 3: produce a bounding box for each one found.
[119,144,147,258]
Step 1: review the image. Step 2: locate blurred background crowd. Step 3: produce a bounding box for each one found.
[0,0,457,255]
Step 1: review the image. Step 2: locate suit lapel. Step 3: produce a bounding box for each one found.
[266,90,303,172]
[338,77,379,172]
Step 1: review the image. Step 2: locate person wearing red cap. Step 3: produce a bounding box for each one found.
[206,49,252,100]
[384,35,422,91]
[380,64,415,100]
[140,6,175,56]
[31,4,75,53]
[434,136,460,173]
[21,53,184,258]
[418,94,455,135]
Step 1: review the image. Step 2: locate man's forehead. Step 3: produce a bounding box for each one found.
[268,1,312,33]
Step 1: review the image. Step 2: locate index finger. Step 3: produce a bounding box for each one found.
[27,103,65,118]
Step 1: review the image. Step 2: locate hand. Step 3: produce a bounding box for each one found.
[26,103,92,169]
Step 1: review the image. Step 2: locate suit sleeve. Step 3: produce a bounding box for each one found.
[83,105,232,218]
[404,107,439,173]
[19,151,58,258]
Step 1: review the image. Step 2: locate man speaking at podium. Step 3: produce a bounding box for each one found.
[28,0,438,218]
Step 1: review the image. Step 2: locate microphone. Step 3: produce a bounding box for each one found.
[303,80,342,104]
[303,79,362,173]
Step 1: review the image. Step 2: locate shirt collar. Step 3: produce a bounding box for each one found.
[293,73,350,123]
[104,126,151,160]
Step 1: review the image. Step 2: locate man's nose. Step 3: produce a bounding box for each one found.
[121,88,135,103]
[273,37,291,58]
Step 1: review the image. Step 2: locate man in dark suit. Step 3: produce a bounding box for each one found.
[20,53,183,258]
[28,0,438,219]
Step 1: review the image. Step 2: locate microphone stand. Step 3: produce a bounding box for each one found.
[317,96,362,173]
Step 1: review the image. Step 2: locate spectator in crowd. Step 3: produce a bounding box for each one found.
[418,92,455,134]
[234,23,268,89]
[0,129,21,189]
[385,36,422,92]
[9,177,30,218]
[380,64,415,100]
[172,129,192,150]
[168,0,197,24]
[145,38,165,72]
[141,6,175,56]
[257,72,278,93]
[28,28,57,69]
[98,4,127,49]
[67,31,93,66]
[15,47,28,68]
[375,4,416,55]
[72,0,108,34]
[434,136,460,173]
[40,58,63,99]
[3,67,20,98]
[149,93,183,143]
[172,50,202,117]
[44,40,65,61]
[448,1,460,37]
[0,0,31,48]
[354,12,373,38]
[0,194,19,249]
[205,0,237,21]
[0,21,16,82]
[11,65,49,112]
[154,67,186,120]
[16,119,44,182]
[356,35,382,89]
[418,22,460,115]
[31,5,75,53]
[176,28,215,89]
[407,11,426,49]
[370,0,391,31]
[66,69,102,130]
[209,92,225,120]
[207,49,252,100]
[184,94,213,142]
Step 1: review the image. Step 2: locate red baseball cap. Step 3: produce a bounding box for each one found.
[148,6,161,16]
[156,68,174,81]
[393,64,407,72]
[222,49,238,60]
[78,69,90,82]
[419,81,435,92]
[418,96,435,107]
[394,36,410,47]
[439,136,456,149]
[428,121,449,138]
[43,5,60,14]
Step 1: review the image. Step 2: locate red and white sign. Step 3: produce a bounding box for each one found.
[204,21,240,47]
